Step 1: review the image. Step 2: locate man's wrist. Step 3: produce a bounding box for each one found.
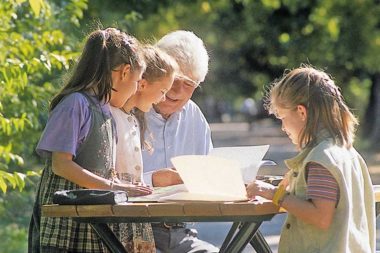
[151,171,158,187]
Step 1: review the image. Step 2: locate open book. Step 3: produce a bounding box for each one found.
[130,145,271,202]
[209,145,272,184]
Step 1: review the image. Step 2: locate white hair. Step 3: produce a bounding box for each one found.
[156,30,209,83]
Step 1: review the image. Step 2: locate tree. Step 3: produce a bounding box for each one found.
[129,0,380,140]
[0,0,87,251]
[0,0,87,192]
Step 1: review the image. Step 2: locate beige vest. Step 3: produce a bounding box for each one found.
[279,138,375,253]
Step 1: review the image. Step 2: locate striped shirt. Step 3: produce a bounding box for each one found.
[306,162,340,204]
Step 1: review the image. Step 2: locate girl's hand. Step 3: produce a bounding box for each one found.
[279,171,291,188]
[246,180,276,200]
[115,183,153,197]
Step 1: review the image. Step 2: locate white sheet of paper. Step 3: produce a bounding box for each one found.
[128,184,188,202]
[158,191,247,202]
[170,155,247,201]
[209,145,270,183]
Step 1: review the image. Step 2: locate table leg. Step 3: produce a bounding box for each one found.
[219,222,241,252]
[90,223,128,253]
[376,202,380,217]
[250,230,272,253]
[221,222,262,253]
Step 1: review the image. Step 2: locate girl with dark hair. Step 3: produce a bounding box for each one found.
[29,27,152,252]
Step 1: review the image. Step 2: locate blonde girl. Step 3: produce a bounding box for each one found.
[246,66,375,253]
[110,45,178,252]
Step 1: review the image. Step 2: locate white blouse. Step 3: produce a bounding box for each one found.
[110,107,143,184]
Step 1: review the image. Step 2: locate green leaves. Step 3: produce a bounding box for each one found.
[0,144,24,165]
[0,0,88,195]
[0,171,33,193]
[29,0,44,17]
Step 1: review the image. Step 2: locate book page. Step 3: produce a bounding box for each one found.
[169,155,247,201]
[134,145,270,202]
[209,145,270,183]
[158,191,247,202]
[128,184,187,202]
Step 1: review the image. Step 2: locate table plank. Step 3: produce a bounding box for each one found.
[42,200,285,219]
[220,201,281,216]
[146,202,185,217]
[42,204,78,218]
[76,205,114,217]
[183,202,222,216]
[113,203,150,217]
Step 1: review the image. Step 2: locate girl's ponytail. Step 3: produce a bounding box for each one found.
[93,29,112,103]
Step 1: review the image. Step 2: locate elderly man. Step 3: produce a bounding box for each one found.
[142,30,218,253]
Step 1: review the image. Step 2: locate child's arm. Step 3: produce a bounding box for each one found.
[52,152,152,197]
[279,194,336,230]
[246,180,336,230]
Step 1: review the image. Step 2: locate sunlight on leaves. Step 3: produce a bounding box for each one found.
[279,33,290,44]
[261,0,280,9]
[14,172,26,191]
[0,177,7,193]
[29,0,44,17]
[201,2,211,13]
[327,17,340,41]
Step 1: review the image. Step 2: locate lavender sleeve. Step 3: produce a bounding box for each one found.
[36,93,92,159]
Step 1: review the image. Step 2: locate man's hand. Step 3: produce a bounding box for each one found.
[152,168,183,187]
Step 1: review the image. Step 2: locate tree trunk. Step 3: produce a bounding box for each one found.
[365,73,380,149]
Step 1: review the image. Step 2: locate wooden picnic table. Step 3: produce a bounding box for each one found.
[42,199,284,253]
[41,185,380,253]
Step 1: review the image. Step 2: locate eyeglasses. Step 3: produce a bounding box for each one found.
[174,75,200,89]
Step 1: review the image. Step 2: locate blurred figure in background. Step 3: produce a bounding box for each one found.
[240,97,258,130]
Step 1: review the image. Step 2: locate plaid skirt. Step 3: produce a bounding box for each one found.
[29,167,155,253]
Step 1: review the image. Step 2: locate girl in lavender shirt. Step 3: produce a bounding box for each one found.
[28,28,152,253]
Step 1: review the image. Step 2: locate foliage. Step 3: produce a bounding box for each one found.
[127,0,379,122]
[0,223,28,253]
[0,0,87,193]
[0,0,87,251]
[0,185,36,252]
